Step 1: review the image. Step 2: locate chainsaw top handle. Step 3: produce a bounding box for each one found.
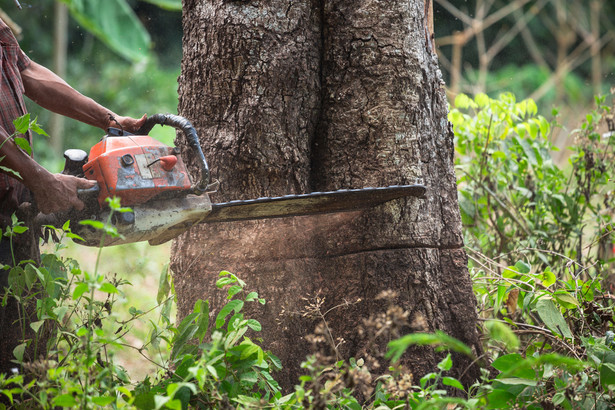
[136,113,210,195]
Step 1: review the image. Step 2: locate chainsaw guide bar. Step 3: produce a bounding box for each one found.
[205,184,427,223]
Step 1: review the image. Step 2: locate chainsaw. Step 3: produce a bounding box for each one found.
[37,114,426,247]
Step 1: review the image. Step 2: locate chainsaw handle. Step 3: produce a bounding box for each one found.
[137,114,210,194]
[77,184,100,201]
[30,184,100,230]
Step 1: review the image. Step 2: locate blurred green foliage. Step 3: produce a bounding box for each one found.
[434,0,615,110]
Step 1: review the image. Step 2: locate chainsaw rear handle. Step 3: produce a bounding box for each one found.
[77,184,100,201]
[137,114,210,194]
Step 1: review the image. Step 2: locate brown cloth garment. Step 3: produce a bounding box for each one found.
[0,18,42,377]
[0,17,32,228]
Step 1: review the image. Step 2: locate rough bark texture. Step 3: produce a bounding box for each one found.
[172,0,481,390]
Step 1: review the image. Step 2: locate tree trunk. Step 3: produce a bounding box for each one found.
[172,0,481,390]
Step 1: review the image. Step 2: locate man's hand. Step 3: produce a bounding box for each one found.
[1,129,97,215]
[30,174,97,214]
[107,113,147,134]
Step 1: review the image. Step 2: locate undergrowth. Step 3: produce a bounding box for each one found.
[1,92,615,408]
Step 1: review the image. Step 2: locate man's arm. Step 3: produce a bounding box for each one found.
[0,127,96,214]
[20,61,145,132]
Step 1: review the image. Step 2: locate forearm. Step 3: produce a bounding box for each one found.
[21,61,115,130]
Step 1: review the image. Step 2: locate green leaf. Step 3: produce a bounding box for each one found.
[454,93,474,109]
[12,343,26,362]
[601,362,615,388]
[59,0,151,62]
[157,264,171,304]
[485,320,520,351]
[227,285,243,298]
[216,276,237,288]
[11,225,28,234]
[535,297,573,339]
[475,93,489,108]
[99,282,118,293]
[53,306,69,322]
[12,113,30,135]
[437,353,453,371]
[420,372,437,388]
[79,220,105,230]
[552,391,566,406]
[492,150,507,160]
[215,299,244,329]
[206,364,218,379]
[240,343,260,360]
[553,292,579,309]
[540,268,556,288]
[442,376,464,391]
[29,120,48,137]
[538,117,550,138]
[195,299,210,344]
[0,164,20,179]
[491,353,536,379]
[240,371,258,384]
[24,264,39,290]
[53,394,77,407]
[140,0,182,10]
[73,282,89,300]
[487,389,516,408]
[30,320,45,334]
[153,395,170,409]
[92,396,115,406]
[497,378,538,386]
[171,312,200,359]
[234,395,262,406]
[269,353,282,371]
[8,266,26,296]
[494,285,506,313]
[516,136,537,165]
[129,306,143,316]
[386,331,474,362]
[246,319,262,331]
[514,260,531,274]
[13,137,31,156]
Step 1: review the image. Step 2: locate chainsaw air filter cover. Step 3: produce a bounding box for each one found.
[83,134,192,207]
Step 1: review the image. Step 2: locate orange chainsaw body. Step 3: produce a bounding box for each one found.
[83,134,192,207]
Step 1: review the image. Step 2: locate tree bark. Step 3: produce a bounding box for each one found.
[172,0,481,390]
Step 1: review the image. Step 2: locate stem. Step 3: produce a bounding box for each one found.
[82,284,95,409]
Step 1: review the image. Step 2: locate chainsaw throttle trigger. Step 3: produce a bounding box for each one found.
[159,155,177,171]
[145,155,178,171]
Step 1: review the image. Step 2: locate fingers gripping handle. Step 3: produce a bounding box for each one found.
[137,114,210,194]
